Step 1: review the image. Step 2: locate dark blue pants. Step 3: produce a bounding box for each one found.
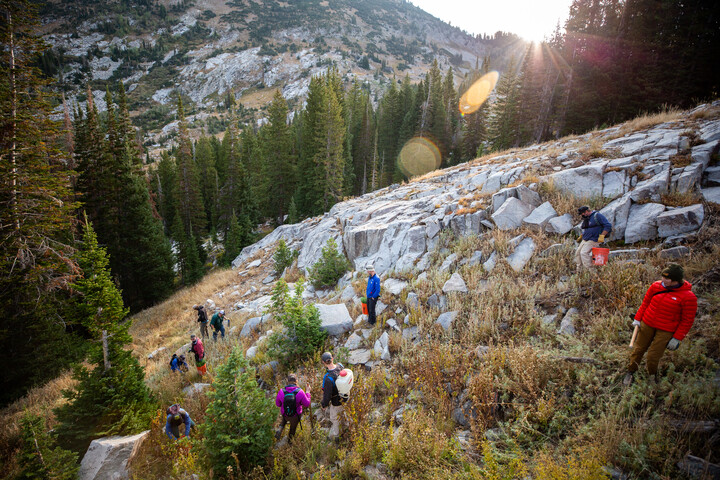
[213,325,225,341]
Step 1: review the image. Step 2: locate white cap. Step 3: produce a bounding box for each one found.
[219,310,225,315]
[366,264,375,271]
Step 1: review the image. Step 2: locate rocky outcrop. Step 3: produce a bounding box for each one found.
[316,303,354,336]
[79,431,149,480]
[233,105,719,273]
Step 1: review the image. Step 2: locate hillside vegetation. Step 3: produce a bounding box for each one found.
[3,106,719,479]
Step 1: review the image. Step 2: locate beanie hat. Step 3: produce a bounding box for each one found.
[662,264,684,282]
[577,206,590,214]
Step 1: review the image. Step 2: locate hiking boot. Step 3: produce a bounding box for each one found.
[623,372,634,386]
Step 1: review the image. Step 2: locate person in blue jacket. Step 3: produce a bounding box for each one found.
[365,264,381,326]
[575,206,612,270]
[165,404,193,440]
[170,354,188,373]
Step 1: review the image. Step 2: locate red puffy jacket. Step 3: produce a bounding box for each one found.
[636,280,697,340]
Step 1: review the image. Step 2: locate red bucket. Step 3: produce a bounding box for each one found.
[361,302,368,315]
[592,247,610,266]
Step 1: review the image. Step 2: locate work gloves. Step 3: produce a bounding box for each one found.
[597,234,606,243]
[667,338,680,351]
[632,319,641,328]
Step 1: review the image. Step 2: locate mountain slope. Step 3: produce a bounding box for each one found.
[40,0,525,146]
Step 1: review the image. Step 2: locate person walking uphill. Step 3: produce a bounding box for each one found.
[166,404,194,440]
[193,304,209,339]
[275,374,311,442]
[320,352,345,440]
[189,334,207,375]
[366,265,381,326]
[210,310,225,341]
[575,206,612,270]
[623,264,697,385]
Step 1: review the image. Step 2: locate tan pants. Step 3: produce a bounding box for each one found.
[575,240,599,269]
[628,322,675,375]
[326,404,343,439]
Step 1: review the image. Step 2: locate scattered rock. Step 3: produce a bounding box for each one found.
[506,237,536,272]
[406,292,420,310]
[340,284,355,302]
[240,316,264,338]
[344,332,364,350]
[491,197,534,230]
[383,278,409,295]
[79,431,150,480]
[147,347,166,359]
[475,345,490,358]
[659,246,690,259]
[523,201,558,230]
[545,213,574,235]
[466,250,484,267]
[402,326,419,341]
[262,274,275,284]
[676,454,720,479]
[442,272,468,293]
[182,383,211,396]
[439,253,458,273]
[656,203,704,238]
[540,243,565,257]
[348,349,372,365]
[557,308,578,335]
[483,251,498,272]
[435,311,459,330]
[386,318,401,332]
[247,259,262,268]
[542,314,558,326]
[246,346,258,359]
[315,303,354,336]
[608,248,649,259]
[624,202,666,244]
[374,332,391,361]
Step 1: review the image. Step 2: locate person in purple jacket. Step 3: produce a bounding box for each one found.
[275,373,312,441]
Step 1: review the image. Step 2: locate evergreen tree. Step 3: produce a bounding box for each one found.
[201,347,275,474]
[195,136,219,231]
[260,91,295,223]
[0,0,83,405]
[314,78,346,212]
[171,210,203,286]
[489,57,521,151]
[287,196,299,224]
[173,96,206,239]
[296,75,325,216]
[152,152,177,234]
[54,219,155,453]
[16,412,79,480]
[222,211,253,266]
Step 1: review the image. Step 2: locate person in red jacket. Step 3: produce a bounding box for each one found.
[623,264,697,385]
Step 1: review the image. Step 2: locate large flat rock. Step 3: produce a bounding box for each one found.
[491,197,534,230]
[79,431,150,480]
[315,303,354,336]
[656,204,704,238]
[624,202,666,244]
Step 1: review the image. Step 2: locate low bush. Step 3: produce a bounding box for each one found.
[308,237,351,289]
[266,280,327,367]
[272,239,298,276]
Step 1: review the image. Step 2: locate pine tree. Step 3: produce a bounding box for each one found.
[173,96,206,239]
[222,211,253,266]
[296,75,325,216]
[195,136,219,230]
[16,412,78,480]
[171,210,203,286]
[54,219,155,453]
[260,91,295,223]
[315,78,346,213]
[0,0,83,405]
[489,57,521,151]
[201,347,275,474]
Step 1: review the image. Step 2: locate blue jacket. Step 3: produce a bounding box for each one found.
[170,357,187,372]
[366,274,380,299]
[581,211,612,241]
[165,409,192,439]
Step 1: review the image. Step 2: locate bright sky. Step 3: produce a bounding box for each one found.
[410,0,574,42]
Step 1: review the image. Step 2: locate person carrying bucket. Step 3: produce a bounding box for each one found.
[189,334,207,375]
[575,206,611,270]
[320,351,352,440]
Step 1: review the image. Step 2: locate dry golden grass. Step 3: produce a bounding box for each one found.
[613,105,684,137]
[660,190,703,207]
[670,153,692,168]
[689,104,720,120]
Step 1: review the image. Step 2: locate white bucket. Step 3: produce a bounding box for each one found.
[336,369,354,398]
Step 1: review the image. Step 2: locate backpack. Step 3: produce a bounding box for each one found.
[323,364,348,402]
[169,354,178,368]
[283,386,299,417]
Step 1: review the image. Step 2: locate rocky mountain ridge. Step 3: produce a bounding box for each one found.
[231,102,720,281]
[41,0,519,147]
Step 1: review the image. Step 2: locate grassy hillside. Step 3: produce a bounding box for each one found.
[2,113,719,479]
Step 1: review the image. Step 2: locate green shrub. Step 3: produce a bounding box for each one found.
[16,412,79,480]
[308,237,351,289]
[266,279,327,367]
[272,239,298,276]
[201,347,275,474]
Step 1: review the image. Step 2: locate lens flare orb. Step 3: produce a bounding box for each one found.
[458,71,499,115]
[397,137,441,178]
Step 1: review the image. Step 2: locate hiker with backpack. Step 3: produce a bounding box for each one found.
[189,334,207,375]
[210,310,226,341]
[575,206,612,270]
[320,351,348,440]
[170,353,188,373]
[623,264,697,385]
[193,304,209,339]
[165,404,194,440]
[365,265,381,326]
[275,373,312,441]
